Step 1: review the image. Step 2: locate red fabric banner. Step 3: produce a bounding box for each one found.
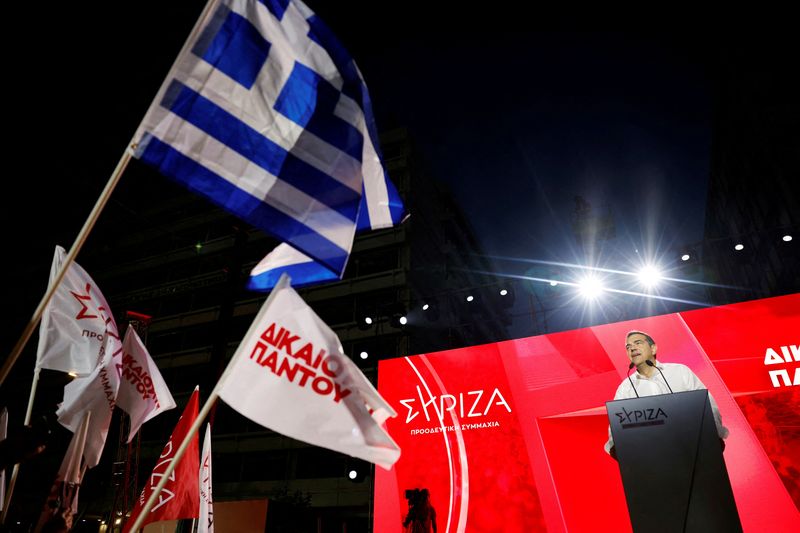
[123,388,200,532]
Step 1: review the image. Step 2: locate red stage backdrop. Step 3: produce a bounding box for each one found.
[376,293,800,532]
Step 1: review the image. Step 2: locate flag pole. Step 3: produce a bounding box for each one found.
[0,151,132,388]
[0,366,43,523]
[126,277,287,532]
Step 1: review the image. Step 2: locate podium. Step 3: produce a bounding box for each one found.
[607,390,742,533]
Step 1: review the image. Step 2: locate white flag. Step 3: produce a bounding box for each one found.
[37,245,120,376]
[56,332,122,468]
[217,275,400,469]
[116,328,176,442]
[0,408,7,511]
[198,423,214,533]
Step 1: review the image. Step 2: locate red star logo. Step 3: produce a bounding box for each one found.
[71,283,98,320]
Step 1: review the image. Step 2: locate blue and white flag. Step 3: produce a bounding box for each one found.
[132,0,404,287]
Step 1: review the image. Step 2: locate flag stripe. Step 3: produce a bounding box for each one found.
[140,135,350,273]
[274,62,364,160]
[140,114,355,249]
[162,80,361,221]
[193,7,271,89]
[248,257,337,290]
[304,13,407,230]
[259,0,290,20]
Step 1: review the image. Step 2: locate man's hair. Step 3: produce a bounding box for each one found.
[626,330,656,346]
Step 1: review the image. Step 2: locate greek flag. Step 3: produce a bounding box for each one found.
[132,0,405,287]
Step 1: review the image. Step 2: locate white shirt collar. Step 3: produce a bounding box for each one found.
[633,360,664,379]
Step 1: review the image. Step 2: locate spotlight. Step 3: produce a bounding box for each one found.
[389,303,408,328]
[466,295,474,302]
[422,303,430,311]
[578,276,604,299]
[549,280,558,287]
[681,254,690,261]
[636,265,662,289]
[359,351,368,360]
[783,235,793,242]
[390,314,407,327]
[345,459,367,482]
[493,286,515,308]
[357,313,374,331]
[734,244,744,251]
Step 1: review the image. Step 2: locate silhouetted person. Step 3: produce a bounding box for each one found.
[403,488,437,533]
[0,415,50,470]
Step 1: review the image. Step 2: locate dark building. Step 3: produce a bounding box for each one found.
[702,33,800,304]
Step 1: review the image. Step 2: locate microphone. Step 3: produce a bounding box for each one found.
[646,360,674,393]
[627,362,639,398]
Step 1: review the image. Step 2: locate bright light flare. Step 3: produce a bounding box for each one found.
[782,235,792,242]
[466,295,474,302]
[499,289,508,296]
[734,244,744,251]
[422,303,430,311]
[359,351,368,360]
[636,265,663,289]
[364,317,373,325]
[681,254,690,261]
[348,469,358,480]
[577,276,604,299]
[399,316,408,325]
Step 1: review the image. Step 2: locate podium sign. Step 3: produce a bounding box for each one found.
[607,390,742,533]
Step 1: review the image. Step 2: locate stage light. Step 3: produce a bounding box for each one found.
[550,280,558,286]
[357,313,374,331]
[389,302,409,328]
[360,351,368,360]
[578,276,604,299]
[500,289,508,296]
[734,244,744,251]
[345,459,367,482]
[681,254,690,261]
[422,303,430,311]
[783,235,793,242]
[466,295,474,302]
[636,265,662,289]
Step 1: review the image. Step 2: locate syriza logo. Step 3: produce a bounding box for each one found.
[614,406,668,429]
[398,386,512,435]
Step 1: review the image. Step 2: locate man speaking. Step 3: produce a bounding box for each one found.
[604,330,729,458]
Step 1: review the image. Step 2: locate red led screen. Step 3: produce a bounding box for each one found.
[376,293,800,532]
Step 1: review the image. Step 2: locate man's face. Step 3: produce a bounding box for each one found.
[626,333,657,366]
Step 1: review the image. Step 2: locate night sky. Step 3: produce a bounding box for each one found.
[0,2,752,354]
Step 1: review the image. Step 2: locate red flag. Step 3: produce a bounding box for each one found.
[123,388,199,532]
